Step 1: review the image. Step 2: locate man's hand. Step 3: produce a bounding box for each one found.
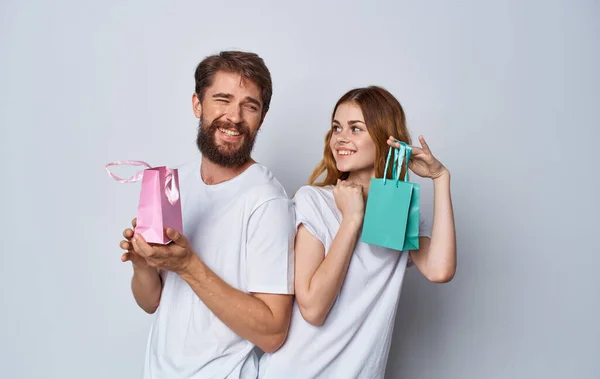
[132,228,195,274]
[120,217,163,313]
[120,218,152,269]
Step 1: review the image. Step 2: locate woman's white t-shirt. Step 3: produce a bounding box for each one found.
[259,184,431,379]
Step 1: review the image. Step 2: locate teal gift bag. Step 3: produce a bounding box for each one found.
[361,142,421,251]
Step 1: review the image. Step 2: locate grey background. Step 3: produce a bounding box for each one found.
[1,0,598,378]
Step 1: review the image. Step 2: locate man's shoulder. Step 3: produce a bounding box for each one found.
[242,163,289,201]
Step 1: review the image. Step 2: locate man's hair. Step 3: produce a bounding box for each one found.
[194,51,272,118]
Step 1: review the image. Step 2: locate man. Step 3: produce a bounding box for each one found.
[119,51,295,378]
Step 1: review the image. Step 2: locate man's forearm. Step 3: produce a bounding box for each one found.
[131,266,162,314]
[178,256,290,352]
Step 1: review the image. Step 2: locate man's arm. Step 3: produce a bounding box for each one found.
[180,256,293,353]
[131,193,295,352]
[120,219,162,314]
[130,266,162,314]
[132,226,294,353]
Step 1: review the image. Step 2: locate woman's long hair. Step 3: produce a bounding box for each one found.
[308,86,412,186]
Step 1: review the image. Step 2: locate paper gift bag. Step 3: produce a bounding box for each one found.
[105,160,183,244]
[361,142,420,251]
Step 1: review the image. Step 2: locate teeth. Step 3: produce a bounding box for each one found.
[338,150,355,156]
[219,128,240,136]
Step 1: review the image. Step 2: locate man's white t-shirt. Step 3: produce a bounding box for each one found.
[259,185,431,379]
[142,158,295,379]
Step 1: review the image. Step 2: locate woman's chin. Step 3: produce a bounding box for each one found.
[336,163,349,173]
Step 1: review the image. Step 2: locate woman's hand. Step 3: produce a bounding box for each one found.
[333,179,365,223]
[387,135,448,180]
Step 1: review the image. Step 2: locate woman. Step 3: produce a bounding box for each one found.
[259,86,456,378]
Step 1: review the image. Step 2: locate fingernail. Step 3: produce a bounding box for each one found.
[133,234,138,242]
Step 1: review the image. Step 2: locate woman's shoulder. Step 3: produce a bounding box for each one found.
[294,184,334,202]
[293,185,338,240]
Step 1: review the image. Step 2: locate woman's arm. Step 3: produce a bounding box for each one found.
[294,180,365,326]
[409,169,457,282]
[293,218,362,326]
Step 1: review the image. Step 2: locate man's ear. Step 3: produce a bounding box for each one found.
[192,93,202,118]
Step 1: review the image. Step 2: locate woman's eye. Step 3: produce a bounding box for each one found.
[332,125,341,132]
[352,126,361,132]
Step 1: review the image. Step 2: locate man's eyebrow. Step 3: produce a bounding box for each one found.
[245,96,262,107]
[212,93,233,99]
[212,93,261,108]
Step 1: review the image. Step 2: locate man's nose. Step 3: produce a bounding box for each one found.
[226,104,242,124]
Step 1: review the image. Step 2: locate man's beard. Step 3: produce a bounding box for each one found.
[196,117,257,168]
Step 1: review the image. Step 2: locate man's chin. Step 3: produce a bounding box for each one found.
[215,143,243,155]
[197,129,255,168]
[203,149,251,167]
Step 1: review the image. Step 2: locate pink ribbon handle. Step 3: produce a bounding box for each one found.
[105,160,153,183]
[105,160,179,205]
[164,168,180,204]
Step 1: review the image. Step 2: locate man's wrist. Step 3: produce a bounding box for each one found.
[178,254,206,283]
[133,264,158,277]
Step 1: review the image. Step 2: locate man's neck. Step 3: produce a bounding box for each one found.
[200,156,256,185]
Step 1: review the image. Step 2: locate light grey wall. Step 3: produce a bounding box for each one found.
[1,0,598,378]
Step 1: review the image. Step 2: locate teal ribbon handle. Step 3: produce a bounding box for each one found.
[384,142,412,184]
[392,141,412,183]
[402,142,412,182]
[383,146,394,185]
[392,144,404,182]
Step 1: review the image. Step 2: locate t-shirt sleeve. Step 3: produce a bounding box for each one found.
[418,215,432,239]
[246,197,295,294]
[407,215,432,267]
[293,186,326,246]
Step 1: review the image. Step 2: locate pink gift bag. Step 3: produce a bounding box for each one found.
[105,160,183,244]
